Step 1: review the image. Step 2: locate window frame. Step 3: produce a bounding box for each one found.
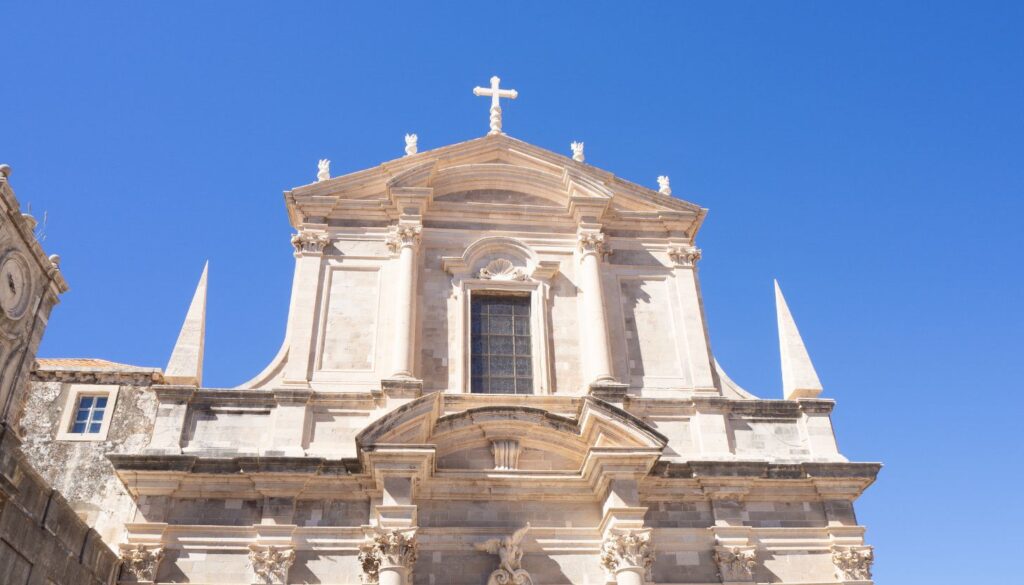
[56,384,119,441]
[469,292,535,395]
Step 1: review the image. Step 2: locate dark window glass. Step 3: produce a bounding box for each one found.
[471,295,533,394]
[71,394,107,434]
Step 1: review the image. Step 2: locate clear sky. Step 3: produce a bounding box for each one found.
[4,2,1022,582]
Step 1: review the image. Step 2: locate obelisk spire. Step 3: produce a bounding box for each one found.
[774,280,823,400]
[165,262,208,386]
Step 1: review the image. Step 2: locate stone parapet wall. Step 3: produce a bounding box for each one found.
[0,424,120,585]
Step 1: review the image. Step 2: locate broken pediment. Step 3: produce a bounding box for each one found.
[355,395,667,475]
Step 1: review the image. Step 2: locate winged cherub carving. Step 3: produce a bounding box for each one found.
[475,524,533,585]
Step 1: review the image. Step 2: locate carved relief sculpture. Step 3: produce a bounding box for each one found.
[479,258,528,281]
[358,529,419,584]
[713,545,757,582]
[248,545,296,585]
[475,524,533,585]
[120,544,164,583]
[832,545,873,581]
[599,529,654,579]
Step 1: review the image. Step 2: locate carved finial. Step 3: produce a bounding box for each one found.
[0,164,11,179]
[657,175,671,195]
[473,75,518,135]
[404,133,418,156]
[317,159,331,182]
[48,254,61,267]
[570,141,585,162]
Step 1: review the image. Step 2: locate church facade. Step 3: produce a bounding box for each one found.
[20,80,879,585]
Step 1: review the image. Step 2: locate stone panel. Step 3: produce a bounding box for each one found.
[319,267,381,371]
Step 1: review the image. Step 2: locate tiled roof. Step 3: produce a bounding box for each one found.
[34,358,158,372]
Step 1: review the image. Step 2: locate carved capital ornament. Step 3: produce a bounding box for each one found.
[667,245,702,267]
[713,545,757,582]
[120,544,164,582]
[832,545,873,581]
[599,529,654,578]
[386,224,422,254]
[358,528,419,583]
[248,545,296,584]
[577,231,610,259]
[291,231,330,255]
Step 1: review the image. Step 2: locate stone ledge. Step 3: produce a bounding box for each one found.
[380,378,423,399]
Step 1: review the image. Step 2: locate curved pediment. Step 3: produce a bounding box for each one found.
[356,395,667,474]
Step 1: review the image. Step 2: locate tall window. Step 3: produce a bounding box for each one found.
[70,395,107,434]
[471,294,533,394]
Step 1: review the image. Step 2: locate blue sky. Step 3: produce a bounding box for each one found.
[5,2,1022,582]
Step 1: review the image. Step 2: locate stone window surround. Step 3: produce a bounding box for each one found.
[55,383,119,441]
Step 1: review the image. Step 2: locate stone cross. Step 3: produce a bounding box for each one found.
[473,76,518,135]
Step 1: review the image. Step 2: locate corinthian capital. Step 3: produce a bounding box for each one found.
[291,231,330,255]
[120,544,164,582]
[577,230,610,259]
[249,545,295,585]
[713,545,757,582]
[599,529,653,578]
[386,223,422,254]
[667,245,702,267]
[358,528,419,583]
[832,545,873,581]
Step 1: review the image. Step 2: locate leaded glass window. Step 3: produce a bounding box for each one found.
[70,394,107,434]
[471,294,533,394]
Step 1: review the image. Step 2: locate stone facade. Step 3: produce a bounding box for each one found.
[17,114,879,584]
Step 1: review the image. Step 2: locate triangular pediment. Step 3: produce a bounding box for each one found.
[286,134,705,234]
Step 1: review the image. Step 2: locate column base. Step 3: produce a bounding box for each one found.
[381,378,423,399]
[588,381,629,401]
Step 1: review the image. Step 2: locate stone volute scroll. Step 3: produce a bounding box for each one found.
[248,545,296,585]
[359,528,419,585]
[291,230,330,256]
[599,529,654,585]
[475,524,533,585]
[119,544,164,583]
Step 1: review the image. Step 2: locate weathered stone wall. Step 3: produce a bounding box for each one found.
[0,425,120,585]
[19,379,158,545]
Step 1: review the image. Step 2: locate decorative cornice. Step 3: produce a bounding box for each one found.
[386,224,422,254]
[713,545,757,582]
[599,529,653,577]
[249,545,295,584]
[291,231,330,255]
[832,545,873,581]
[358,528,418,583]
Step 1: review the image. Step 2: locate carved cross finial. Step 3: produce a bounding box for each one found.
[405,133,418,156]
[473,75,518,135]
[317,159,331,182]
[657,175,671,195]
[571,141,585,162]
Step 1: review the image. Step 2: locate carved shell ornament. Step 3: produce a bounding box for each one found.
[479,258,528,281]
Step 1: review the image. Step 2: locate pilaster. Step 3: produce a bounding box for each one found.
[282,226,330,387]
[667,243,716,392]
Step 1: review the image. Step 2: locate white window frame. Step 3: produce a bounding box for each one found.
[56,384,119,441]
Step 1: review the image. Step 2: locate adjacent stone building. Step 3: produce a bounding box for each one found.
[20,80,879,584]
[0,164,121,585]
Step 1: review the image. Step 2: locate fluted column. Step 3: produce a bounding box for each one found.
[578,228,617,387]
[386,223,421,380]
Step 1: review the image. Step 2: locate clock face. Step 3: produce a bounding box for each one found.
[0,254,31,321]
